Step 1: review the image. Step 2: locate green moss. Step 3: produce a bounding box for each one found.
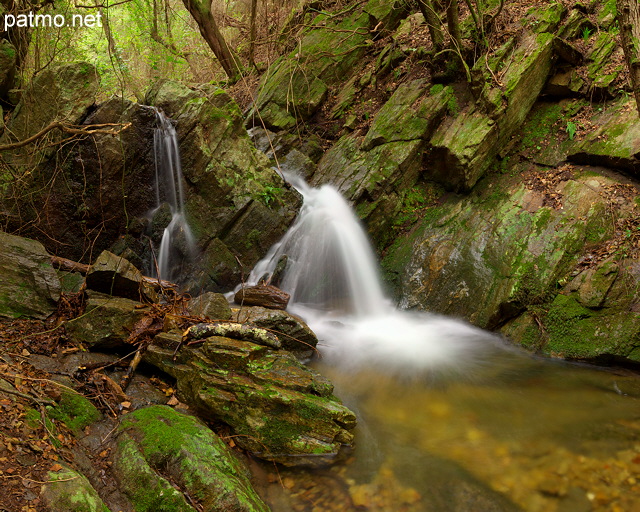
[47,391,101,435]
[518,103,563,150]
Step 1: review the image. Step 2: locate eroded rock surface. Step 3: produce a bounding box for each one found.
[146,333,356,467]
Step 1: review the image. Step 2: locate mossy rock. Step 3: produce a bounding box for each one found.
[47,390,102,435]
[41,463,110,512]
[65,293,149,349]
[114,405,268,512]
[569,98,640,173]
[362,79,451,151]
[0,231,60,319]
[247,8,374,129]
[390,173,618,329]
[144,334,356,467]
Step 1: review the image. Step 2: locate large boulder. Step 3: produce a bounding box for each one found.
[114,405,269,512]
[85,250,154,302]
[0,231,60,319]
[65,293,149,349]
[145,332,356,467]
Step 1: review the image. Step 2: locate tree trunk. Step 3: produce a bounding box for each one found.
[417,0,444,52]
[446,0,463,52]
[618,0,640,116]
[248,0,258,68]
[181,0,241,82]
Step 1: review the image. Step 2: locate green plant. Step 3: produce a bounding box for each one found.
[566,121,577,140]
[582,26,593,41]
[258,185,282,206]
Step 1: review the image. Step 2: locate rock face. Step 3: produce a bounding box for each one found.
[384,168,640,362]
[247,0,407,130]
[146,333,356,467]
[1,93,157,265]
[114,405,269,512]
[0,231,60,319]
[144,80,302,292]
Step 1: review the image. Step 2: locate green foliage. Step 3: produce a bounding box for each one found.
[582,26,593,41]
[566,121,577,140]
[257,184,283,207]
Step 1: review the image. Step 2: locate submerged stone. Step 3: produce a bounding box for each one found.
[145,334,356,467]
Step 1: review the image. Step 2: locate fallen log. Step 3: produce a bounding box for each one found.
[182,322,281,349]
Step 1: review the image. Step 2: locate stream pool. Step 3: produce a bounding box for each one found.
[250,343,640,512]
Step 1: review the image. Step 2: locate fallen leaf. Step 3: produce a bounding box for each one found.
[50,463,63,472]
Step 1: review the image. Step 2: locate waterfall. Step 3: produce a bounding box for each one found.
[247,174,498,373]
[248,175,389,316]
[152,110,195,282]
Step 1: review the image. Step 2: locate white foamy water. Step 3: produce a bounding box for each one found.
[152,110,195,281]
[246,174,496,372]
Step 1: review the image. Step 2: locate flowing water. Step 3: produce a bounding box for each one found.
[246,175,640,511]
[151,110,195,281]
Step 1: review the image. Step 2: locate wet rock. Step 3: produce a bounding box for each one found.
[86,250,155,302]
[113,405,268,512]
[41,463,110,512]
[385,169,640,361]
[145,80,302,291]
[65,293,149,349]
[188,291,232,320]
[233,306,318,360]
[234,284,290,310]
[0,231,60,319]
[145,334,356,467]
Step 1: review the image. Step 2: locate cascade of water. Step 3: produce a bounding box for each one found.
[247,175,497,372]
[248,175,389,316]
[152,110,195,282]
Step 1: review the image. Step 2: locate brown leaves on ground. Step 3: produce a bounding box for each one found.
[523,163,575,209]
[0,342,77,512]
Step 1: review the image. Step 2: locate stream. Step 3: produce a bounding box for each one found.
[241,175,640,511]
